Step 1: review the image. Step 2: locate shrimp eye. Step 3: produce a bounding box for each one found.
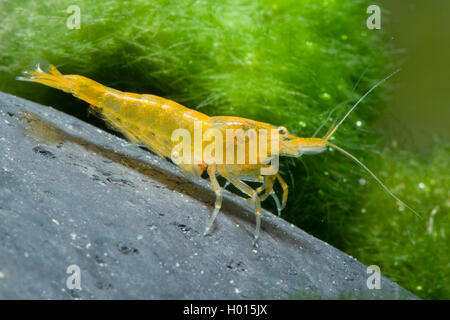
[277,126,288,135]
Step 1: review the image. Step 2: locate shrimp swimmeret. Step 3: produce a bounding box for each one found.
[17,65,420,245]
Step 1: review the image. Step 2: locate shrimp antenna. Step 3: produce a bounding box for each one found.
[327,142,422,219]
[324,69,400,141]
[314,66,368,138]
[312,99,351,138]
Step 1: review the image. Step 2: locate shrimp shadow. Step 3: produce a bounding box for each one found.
[17,110,312,250]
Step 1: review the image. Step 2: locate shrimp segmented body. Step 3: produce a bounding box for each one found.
[17,65,420,245]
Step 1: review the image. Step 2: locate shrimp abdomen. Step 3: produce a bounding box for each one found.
[18,64,210,177]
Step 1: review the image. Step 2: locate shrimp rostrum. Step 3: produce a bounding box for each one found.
[17,65,420,245]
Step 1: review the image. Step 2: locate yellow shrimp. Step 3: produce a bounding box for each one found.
[17,65,420,245]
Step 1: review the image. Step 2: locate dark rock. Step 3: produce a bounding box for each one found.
[0,92,417,299]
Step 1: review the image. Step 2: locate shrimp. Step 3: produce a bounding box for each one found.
[17,65,420,246]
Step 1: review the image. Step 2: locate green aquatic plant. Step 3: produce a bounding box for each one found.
[347,142,449,299]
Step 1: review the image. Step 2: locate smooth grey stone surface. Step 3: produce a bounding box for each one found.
[0,91,416,299]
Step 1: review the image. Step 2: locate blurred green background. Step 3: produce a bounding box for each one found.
[0,0,448,299]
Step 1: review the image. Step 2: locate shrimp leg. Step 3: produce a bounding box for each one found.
[255,174,288,216]
[255,175,276,200]
[276,174,288,211]
[204,164,223,236]
[255,175,282,216]
[221,173,262,245]
[225,174,285,217]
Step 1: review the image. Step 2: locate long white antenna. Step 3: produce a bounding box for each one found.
[324,69,400,140]
[312,99,351,138]
[327,142,422,218]
[313,67,368,138]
